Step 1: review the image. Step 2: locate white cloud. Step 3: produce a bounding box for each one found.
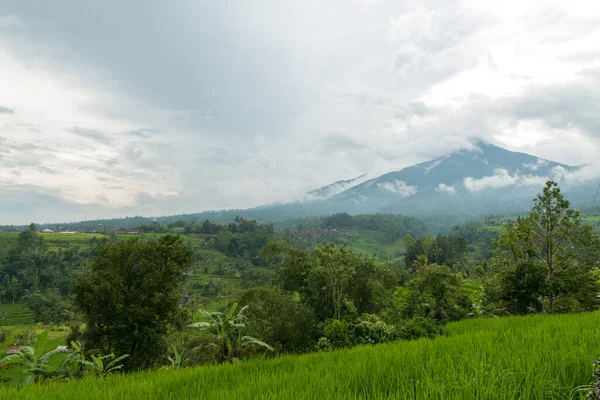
[518,175,548,188]
[436,183,456,194]
[378,180,419,197]
[523,159,548,171]
[463,168,572,193]
[2,1,600,223]
[464,169,519,192]
[304,174,370,201]
[0,15,22,29]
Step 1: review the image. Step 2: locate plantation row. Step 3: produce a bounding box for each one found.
[0,304,34,326]
[4,312,599,399]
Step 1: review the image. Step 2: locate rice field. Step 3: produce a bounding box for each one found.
[0,232,207,252]
[4,312,600,399]
[0,304,34,326]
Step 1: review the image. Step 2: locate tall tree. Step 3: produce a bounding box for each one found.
[312,244,358,321]
[74,235,192,370]
[491,181,600,313]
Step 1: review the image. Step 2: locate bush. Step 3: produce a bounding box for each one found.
[350,314,395,345]
[323,319,350,349]
[397,317,443,341]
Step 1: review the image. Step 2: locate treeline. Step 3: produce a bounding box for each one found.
[0,225,109,324]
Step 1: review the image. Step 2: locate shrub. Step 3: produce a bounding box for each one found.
[350,314,395,345]
[323,319,350,349]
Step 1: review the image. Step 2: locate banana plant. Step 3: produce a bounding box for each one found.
[190,302,273,363]
[59,341,128,378]
[0,330,69,385]
[166,345,187,369]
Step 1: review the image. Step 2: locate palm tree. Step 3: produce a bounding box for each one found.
[190,302,273,363]
[0,330,68,385]
[411,255,429,271]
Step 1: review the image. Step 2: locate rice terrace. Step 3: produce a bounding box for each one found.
[3,313,600,399]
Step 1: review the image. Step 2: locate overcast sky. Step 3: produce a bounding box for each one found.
[1,0,600,224]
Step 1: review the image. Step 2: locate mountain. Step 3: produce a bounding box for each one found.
[306,174,369,199]
[3,140,596,231]
[304,139,587,217]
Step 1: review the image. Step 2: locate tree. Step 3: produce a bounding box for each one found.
[23,288,69,325]
[400,264,469,323]
[74,235,192,370]
[6,276,21,304]
[237,287,317,353]
[312,244,358,321]
[491,181,600,313]
[190,302,273,363]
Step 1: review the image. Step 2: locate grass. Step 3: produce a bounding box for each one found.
[4,312,600,399]
[341,230,404,260]
[0,232,207,252]
[0,304,34,326]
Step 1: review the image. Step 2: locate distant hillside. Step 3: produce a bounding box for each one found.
[3,140,599,231]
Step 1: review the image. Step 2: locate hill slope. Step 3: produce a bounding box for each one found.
[317,139,583,216]
[6,312,599,399]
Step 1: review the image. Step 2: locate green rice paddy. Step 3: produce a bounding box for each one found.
[4,312,600,399]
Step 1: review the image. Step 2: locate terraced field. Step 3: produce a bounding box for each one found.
[5,312,600,399]
[0,304,34,326]
[0,232,206,252]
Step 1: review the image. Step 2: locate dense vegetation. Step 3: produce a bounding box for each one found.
[4,312,600,399]
[1,181,600,397]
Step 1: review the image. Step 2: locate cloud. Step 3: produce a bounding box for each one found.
[464,169,519,193]
[319,133,365,155]
[68,127,112,145]
[522,159,548,171]
[436,183,456,194]
[0,15,22,29]
[305,174,369,200]
[0,105,14,114]
[378,180,418,197]
[464,168,564,193]
[125,128,162,138]
[2,1,600,223]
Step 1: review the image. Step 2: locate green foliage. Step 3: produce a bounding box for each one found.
[74,235,192,370]
[0,304,34,325]
[23,288,70,325]
[58,341,129,379]
[322,319,350,349]
[165,346,187,370]
[211,217,274,261]
[0,330,69,385]
[399,264,470,323]
[5,313,600,399]
[498,260,547,314]
[312,244,358,320]
[397,316,443,340]
[489,181,600,314]
[237,287,317,353]
[190,302,273,363]
[13,327,37,346]
[349,314,395,345]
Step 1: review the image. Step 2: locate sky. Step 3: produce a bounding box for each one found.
[1,0,600,224]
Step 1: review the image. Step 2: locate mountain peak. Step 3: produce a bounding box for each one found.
[467,138,497,150]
